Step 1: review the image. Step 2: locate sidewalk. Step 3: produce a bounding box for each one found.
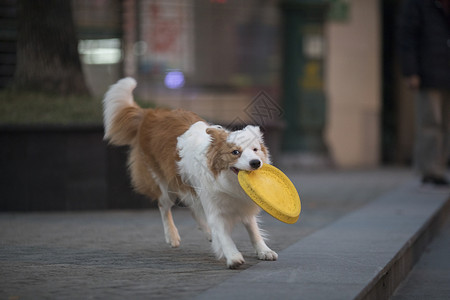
[391,213,450,299]
[1,168,447,299]
[195,176,449,300]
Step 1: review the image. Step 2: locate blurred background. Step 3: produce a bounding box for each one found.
[0,0,417,210]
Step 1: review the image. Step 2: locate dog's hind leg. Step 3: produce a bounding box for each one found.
[243,216,278,261]
[158,189,181,248]
[128,150,181,247]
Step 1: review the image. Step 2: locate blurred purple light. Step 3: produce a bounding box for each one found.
[164,70,185,89]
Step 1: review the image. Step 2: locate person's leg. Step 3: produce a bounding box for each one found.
[442,90,450,171]
[414,89,448,183]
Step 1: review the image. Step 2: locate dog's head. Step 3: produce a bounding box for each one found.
[206,125,270,177]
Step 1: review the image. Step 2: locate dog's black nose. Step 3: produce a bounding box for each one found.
[249,159,261,169]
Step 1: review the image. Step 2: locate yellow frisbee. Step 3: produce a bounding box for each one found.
[238,164,301,224]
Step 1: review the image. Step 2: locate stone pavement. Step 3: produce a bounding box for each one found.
[195,178,450,300]
[0,168,441,300]
[391,213,450,300]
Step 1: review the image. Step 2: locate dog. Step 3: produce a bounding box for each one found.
[103,77,278,268]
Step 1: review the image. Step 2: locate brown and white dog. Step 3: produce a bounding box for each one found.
[103,78,277,268]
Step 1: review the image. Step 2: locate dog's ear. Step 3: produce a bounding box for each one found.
[206,127,227,141]
[260,143,271,164]
[244,125,263,141]
[244,125,271,163]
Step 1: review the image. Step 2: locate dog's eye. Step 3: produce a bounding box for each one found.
[253,148,258,152]
[231,150,240,155]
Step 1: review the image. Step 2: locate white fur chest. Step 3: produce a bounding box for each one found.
[176,121,214,189]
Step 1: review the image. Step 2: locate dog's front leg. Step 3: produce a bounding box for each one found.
[188,199,212,242]
[199,191,244,269]
[243,216,278,261]
[212,219,245,269]
[207,213,244,269]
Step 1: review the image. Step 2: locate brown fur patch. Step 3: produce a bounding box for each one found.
[128,147,162,200]
[260,143,270,163]
[134,108,203,197]
[107,104,143,146]
[206,128,242,177]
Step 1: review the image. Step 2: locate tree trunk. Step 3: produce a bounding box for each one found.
[14,0,89,95]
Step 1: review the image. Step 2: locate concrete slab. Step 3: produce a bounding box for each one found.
[0,168,421,300]
[391,214,450,300]
[195,182,450,300]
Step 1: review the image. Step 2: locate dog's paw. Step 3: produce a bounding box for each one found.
[165,231,181,248]
[170,236,181,248]
[196,224,212,242]
[201,229,212,242]
[227,253,245,269]
[206,232,212,242]
[257,249,278,261]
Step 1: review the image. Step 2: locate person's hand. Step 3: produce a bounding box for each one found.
[406,75,420,90]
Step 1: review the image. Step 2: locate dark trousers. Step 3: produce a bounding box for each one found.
[414,89,450,177]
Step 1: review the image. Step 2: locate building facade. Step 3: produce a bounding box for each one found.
[73,0,413,168]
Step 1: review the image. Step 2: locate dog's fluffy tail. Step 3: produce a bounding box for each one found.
[103,77,143,146]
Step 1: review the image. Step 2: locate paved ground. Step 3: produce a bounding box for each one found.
[0,168,414,299]
[195,178,450,300]
[391,214,450,300]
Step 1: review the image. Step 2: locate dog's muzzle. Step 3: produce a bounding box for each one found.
[249,159,261,170]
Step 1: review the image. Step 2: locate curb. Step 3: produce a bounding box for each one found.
[194,181,450,300]
[356,185,450,300]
